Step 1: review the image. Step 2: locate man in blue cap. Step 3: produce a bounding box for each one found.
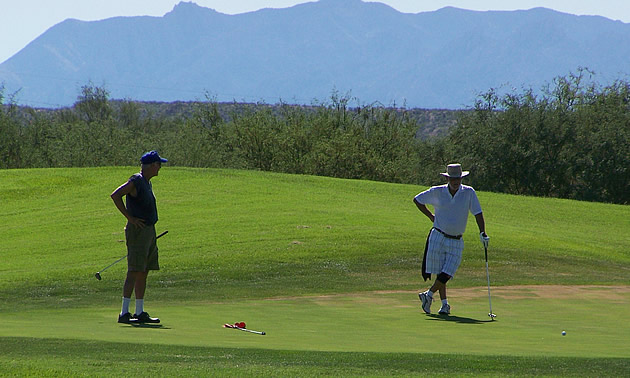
[111,150,167,324]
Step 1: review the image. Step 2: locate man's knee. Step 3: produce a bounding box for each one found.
[437,272,451,284]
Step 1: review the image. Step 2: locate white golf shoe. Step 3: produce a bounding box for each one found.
[418,291,432,314]
[438,303,451,315]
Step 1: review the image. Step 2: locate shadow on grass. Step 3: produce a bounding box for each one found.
[125,323,171,329]
[426,314,493,324]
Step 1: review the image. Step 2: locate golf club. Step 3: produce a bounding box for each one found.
[223,323,266,335]
[94,230,168,280]
[485,245,497,320]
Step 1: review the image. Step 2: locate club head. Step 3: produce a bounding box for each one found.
[94,272,102,280]
[489,313,496,320]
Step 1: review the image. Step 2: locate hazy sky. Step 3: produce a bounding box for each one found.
[2,0,630,63]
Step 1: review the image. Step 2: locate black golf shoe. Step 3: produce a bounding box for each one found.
[118,312,138,324]
[133,311,160,324]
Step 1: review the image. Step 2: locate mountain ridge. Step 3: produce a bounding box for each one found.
[1,0,629,109]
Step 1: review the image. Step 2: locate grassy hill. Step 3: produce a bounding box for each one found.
[0,167,628,375]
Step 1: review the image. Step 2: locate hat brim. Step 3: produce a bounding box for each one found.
[440,171,469,178]
[141,157,168,164]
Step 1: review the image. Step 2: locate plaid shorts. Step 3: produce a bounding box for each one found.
[425,228,463,276]
[125,223,160,272]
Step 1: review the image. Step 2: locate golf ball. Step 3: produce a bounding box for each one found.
[561,331,566,336]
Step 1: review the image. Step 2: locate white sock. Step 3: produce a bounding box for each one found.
[121,297,131,315]
[135,299,144,315]
[427,290,434,298]
[442,299,448,305]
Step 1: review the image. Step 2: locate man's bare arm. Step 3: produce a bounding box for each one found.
[111,181,145,227]
[475,212,486,234]
[413,198,435,223]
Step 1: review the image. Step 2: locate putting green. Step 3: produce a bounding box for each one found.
[2,286,628,358]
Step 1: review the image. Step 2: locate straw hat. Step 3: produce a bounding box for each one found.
[440,163,469,178]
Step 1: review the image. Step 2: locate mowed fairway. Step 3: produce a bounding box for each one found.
[0,167,629,376]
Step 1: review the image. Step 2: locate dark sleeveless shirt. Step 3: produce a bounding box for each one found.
[126,173,158,226]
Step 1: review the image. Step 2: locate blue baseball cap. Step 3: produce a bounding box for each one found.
[140,150,168,164]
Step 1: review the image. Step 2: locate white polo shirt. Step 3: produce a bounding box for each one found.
[414,184,482,236]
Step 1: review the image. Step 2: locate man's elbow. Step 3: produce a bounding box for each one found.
[111,191,121,201]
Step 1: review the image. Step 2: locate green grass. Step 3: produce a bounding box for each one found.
[0,167,629,376]
[2,289,629,357]
[2,337,628,377]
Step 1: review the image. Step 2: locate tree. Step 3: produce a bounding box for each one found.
[75,83,112,123]
[449,69,630,204]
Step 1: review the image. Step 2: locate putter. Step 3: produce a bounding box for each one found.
[485,245,497,320]
[223,323,266,335]
[94,230,168,280]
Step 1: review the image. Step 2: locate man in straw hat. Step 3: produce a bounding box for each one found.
[413,163,489,315]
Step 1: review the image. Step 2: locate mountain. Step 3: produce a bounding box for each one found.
[1,0,630,109]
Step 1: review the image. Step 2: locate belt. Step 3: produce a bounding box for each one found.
[434,227,462,240]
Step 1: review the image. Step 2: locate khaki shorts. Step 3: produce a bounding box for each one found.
[125,223,160,272]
